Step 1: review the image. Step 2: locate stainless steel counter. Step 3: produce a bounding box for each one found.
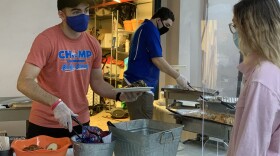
[0,97,31,136]
[0,97,31,122]
[0,108,30,122]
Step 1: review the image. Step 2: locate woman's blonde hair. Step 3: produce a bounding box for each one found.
[233,0,280,67]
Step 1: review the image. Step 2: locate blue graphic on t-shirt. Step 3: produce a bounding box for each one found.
[58,50,93,72]
[58,50,92,59]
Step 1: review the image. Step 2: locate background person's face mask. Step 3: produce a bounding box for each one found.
[67,14,89,32]
[157,20,169,35]
[233,32,239,48]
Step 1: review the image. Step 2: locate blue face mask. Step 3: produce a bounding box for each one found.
[233,32,239,48]
[66,14,89,32]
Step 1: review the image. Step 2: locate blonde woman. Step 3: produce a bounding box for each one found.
[227,0,280,155]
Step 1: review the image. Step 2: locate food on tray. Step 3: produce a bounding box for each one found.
[46,143,59,150]
[22,143,59,151]
[22,144,43,151]
[125,80,147,87]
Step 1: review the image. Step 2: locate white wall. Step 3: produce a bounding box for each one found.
[0,0,59,97]
[179,0,204,87]
[159,0,167,93]
[160,0,204,89]
[165,0,180,85]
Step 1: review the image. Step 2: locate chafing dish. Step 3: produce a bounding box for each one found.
[161,85,219,108]
[161,85,236,142]
[161,85,237,114]
[201,96,238,114]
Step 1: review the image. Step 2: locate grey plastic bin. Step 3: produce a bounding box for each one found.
[109,119,184,156]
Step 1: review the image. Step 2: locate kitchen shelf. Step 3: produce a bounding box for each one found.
[104,75,123,83]
[95,14,112,20]
[118,29,134,34]
[117,51,129,55]
[89,13,111,20]
[102,47,112,51]
[91,0,134,9]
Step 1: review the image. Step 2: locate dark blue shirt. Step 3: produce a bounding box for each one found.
[124,19,162,93]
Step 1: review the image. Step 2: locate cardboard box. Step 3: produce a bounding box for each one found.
[103,64,121,75]
[101,33,112,48]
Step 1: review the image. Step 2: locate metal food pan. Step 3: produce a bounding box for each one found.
[161,85,219,96]
[203,101,235,114]
[161,85,219,104]
[200,96,236,114]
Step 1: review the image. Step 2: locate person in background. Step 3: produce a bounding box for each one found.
[227,0,280,155]
[124,7,189,120]
[17,0,141,139]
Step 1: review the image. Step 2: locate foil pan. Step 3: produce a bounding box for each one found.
[161,85,219,104]
[161,85,219,96]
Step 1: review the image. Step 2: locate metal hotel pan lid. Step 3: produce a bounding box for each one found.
[161,85,219,96]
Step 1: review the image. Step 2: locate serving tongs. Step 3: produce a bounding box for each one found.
[107,121,116,128]
[187,82,197,91]
[217,97,237,110]
[71,116,102,142]
[199,96,237,111]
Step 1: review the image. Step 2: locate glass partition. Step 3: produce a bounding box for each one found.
[200,0,239,155]
[151,0,242,155]
[202,0,240,97]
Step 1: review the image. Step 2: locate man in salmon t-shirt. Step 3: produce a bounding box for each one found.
[17,0,142,139]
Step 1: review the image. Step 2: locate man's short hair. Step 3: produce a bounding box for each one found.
[57,0,92,10]
[151,7,175,22]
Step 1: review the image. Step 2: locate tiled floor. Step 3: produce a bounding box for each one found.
[89,110,129,130]
[177,141,227,156]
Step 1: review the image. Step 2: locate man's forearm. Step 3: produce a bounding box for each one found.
[17,78,58,106]
[90,79,117,100]
[152,57,180,79]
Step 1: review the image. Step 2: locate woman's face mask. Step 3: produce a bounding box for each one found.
[233,31,239,49]
[66,14,89,32]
